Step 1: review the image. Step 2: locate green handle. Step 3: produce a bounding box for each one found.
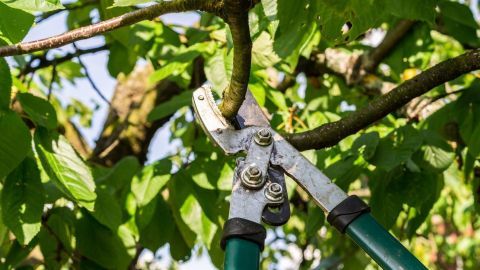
[345,213,427,270]
[224,238,260,270]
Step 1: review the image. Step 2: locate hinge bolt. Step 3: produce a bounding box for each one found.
[241,164,265,189]
[265,183,284,205]
[254,128,272,146]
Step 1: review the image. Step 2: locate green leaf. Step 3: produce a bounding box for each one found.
[187,159,234,191]
[0,111,31,180]
[56,61,85,82]
[39,208,75,268]
[204,48,232,93]
[150,61,190,83]
[305,203,324,237]
[34,129,96,210]
[439,1,478,29]
[252,31,281,68]
[180,194,218,249]
[100,0,131,46]
[113,0,153,7]
[107,42,136,77]
[66,99,93,128]
[75,212,132,269]
[4,238,38,268]
[137,195,175,251]
[169,226,192,261]
[0,0,64,12]
[316,0,387,42]
[386,0,438,23]
[417,131,454,172]
[438,1,479,47]
[17,93,57,130]
[324,155,363,190]
[39,228,69,268]
[92,188,123,231]
[67,4,94,30]
[0,2,34,44]
[370,167,443,233]
[150,42,215,84]
[0,194,8,247]
[267,89,288,111]
[0,58,11,111]
[273,0,318,57]
[384,23,433,76]
[43,208,75,251]
[369,167,405,228]
[400,172,443,238]
[167,174,197,248]
[131,159,171,207]
[369,125,423,170]
[148,91,192,122]
[459,100,480,158]
[98,156,140,191]
[2,158,45,245]
[352,132,380,160]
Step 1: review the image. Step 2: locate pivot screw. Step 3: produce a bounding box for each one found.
[255,128,272,146]
[241,164,265,189]
[265,183,284,205]
[198,95,204,100]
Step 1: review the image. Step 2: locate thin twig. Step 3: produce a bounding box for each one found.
[73,43,111,105]
[47,65,57,100]
[0,0,223,57]
[362,20,416,73]
[19,45,109,76]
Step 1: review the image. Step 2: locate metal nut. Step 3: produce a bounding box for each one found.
[265,183,284,205]
[241,164,265,189]
[254,128,272,146]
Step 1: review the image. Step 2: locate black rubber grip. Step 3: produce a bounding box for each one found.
[221,218,267,250]
[327,195,371,233]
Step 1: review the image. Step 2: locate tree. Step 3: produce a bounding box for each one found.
[0,0,479,269]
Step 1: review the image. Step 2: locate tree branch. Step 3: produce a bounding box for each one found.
[301,20,416,89]
[0,0,222,57]
[90,64,182,166]
[285,49,480,151]
[218,0,253,119]
[19,45,109,76]
[362,20,415,73]
[73,43,111,105]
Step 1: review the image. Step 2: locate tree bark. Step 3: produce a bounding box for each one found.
[90,64,181,166]
[286,49,480,151]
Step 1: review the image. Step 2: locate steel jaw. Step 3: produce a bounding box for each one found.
[192,84,290,225]
[192,84,256,155]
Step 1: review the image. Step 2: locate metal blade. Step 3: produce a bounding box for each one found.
[235,91,291,225]
[235,90,270,128]
[192,84,253,155]
[270,132,348,214]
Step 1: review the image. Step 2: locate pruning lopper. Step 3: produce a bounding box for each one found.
[192,84,427,270]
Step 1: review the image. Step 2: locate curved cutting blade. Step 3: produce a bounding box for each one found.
[235,90,270,128]
[192,84,253,155]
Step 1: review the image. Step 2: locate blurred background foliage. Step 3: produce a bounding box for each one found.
[0,0,479,269]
